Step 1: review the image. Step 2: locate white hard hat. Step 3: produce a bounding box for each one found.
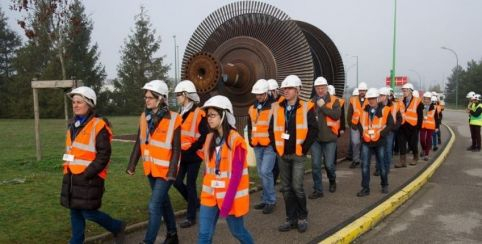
[352,88,359,96]
[413,90,420,98]
[466,91,475,99]
[202,95,236,128]
[314,76,328,86]
[423,92,432,98]
[402,83,414,90]
[327,85,335,96]
[251,79,269,94]
[143,80,169,98]
[280,75,302,88]
[267,79,279,90]
[431,96,438,102]
[366,88,379,99]
[474,94,481,101]
[174,80,197,93]
[68,86,97,106]
[358,82,368,91]
[379,87,390,96]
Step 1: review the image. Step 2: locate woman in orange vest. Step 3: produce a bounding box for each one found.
[61,87,125,244]
[126,80,181,244]
[420,92,439,161]
[198,95,253,244]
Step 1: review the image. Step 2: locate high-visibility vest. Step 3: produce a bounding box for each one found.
[139,111,181,179]
[180,107,205,158]
[63,117,112,179]
[469,103,482,126]
[400,97,421,126]
[325,95,341,136]
[350,96,368,125]
[360,106,390,142]
[248,105,273,146]
[272,100,313,156]
[200,130,250,217]
[389,101,403,124]
[422,109,436,130]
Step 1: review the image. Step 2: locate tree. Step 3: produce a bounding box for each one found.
[445,59,482,108]
[428,84,442,93]
[112,6,170,115]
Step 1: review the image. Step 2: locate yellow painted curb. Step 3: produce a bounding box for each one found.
[320,124,456,244]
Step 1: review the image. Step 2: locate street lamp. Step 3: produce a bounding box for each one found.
[441,46,459,108]
[173,35,178,85]
[408,69,422,90]
[390,0,398,90]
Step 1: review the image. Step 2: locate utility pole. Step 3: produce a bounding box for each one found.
[390,0,398,90]
[173,35,177,85]
[441,46,459,109]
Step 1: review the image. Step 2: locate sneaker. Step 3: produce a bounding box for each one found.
[179,219,195,228]
[163,232,179,244]
[381,186,389,194]
[329,182,336,193]
[114,222,126,244]
[349,161,360,168]
[297,219,308,233]
[308,191,324,199]
[262,204,275,214]
[356,188,370,197]
[253,202,266,210]
[278,220,297,232]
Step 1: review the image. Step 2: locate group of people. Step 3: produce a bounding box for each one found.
[61,73,472,244]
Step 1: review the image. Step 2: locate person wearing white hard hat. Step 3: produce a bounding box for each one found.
[198,95,254,243]
[126,80,181,244]
[347,82,368,168]
[62,86,126,244]
[396,83,423,167]
[328,85,347,163]
[467,94,482,151]
[431,95,443,151]
[172,80,208,228]
[248,79,277,214]
[308,77,341,199]
[267,78,281,186]
[270,75,318,233]
[356,88,394,197]
[419,92,439,161]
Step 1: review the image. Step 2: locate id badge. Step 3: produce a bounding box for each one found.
[62,154,74,162]
[368,129,375,136]
[281,133,290,140]
[252,126,257,132]
[143,149,150,156]
[211,180,225,188]
[424,116,428,120]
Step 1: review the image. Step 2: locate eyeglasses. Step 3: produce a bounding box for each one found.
[144,96,156,100]
[207,113,220,118]
[175,93,184,97]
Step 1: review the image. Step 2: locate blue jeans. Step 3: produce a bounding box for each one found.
[69,209,122,244]
[361,144,387,190]
[383,131,394,174]
[432,129,441,147]
[350,128,361,163]
[198,205,254,244]
[144,176,176,244]
[173,159,202,220]
[310,141,337,193]
[254,146,277,204]
[279,154,308,220]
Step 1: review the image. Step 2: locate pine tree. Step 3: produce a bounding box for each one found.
[113,6,170,115]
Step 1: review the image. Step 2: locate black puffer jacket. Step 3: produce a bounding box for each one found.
[60,114,111,210]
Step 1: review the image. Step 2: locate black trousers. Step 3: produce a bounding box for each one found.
[398,124,419,156]
[173,159,201,221]
[470,125,481,149]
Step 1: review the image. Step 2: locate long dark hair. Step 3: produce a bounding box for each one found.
[208,108,233,161]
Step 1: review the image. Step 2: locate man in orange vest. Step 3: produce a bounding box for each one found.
[308,77,341,199]
[356,88,394,197]
[248,79,277,214]
[269,75,318,233]
[347,82,369,168]
[396,83,424,167]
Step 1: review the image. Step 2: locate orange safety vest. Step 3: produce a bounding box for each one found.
[139,111,181,179]
[389,101,403,124]
[63,117,112,179]
[180,107,205,158]
[248,105,273,146]
[422,109,436,130]
[350,96,368,125]
[200,130,250,217]
[400,97,421,126]
[325,95,341,136]
[360,106,391,143]
[272,100,313,156]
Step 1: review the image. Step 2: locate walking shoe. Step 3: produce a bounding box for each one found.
[433,146,438,151]
[409,154,418,166]
[349,161,360,168]
[297,219,308,233]
[163,232,179,244]
[114,222,126,244]
[253,202,266,210]
[381,186,389,194]
[179,219,195,228]
[467,146,475,151]
[262,204,275,214]
[278,220,297,232]
[423,156,429,161]
[308,191,324,199]
[356,188,370,197]
[329,182,336,193]
[395,155,406,168]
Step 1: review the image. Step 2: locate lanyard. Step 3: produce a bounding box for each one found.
[214,137,225,175]
[285,104,295,130]
[255,101,267,123]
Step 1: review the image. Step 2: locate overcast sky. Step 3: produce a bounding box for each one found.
[2,0,482,90]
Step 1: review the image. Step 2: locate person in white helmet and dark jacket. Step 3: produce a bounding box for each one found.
[61,86,125,244]
[467,94,482,152]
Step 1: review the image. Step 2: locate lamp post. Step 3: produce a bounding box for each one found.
[390,0,398,90]
[173,35,178,85]
[408,69,422,90]
[441,46,459,108]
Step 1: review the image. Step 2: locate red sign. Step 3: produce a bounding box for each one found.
[385,76,408,86]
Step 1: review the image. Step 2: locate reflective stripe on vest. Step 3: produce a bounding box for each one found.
[139,111,181,179]
[401,97,421,126]
[180,107,204,153]
[248,105,273,146]
[422,109,436,130]
[325,95,341,136]
[360,106,390,142]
